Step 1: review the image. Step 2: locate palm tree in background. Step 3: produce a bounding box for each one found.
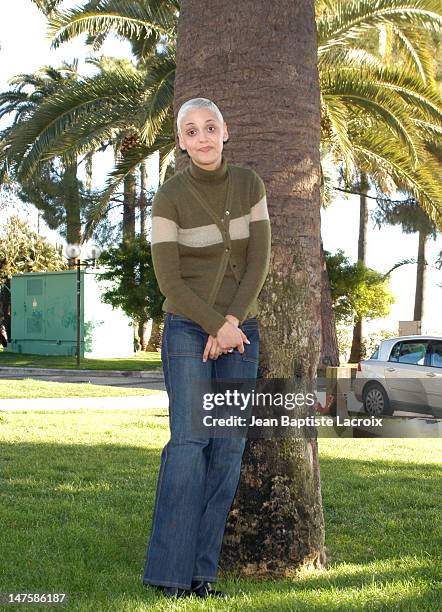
[0,62,89,249]
[373,198,439,323]
[320,0,442,364]
[11,1,179,242]
[27,1,177,351]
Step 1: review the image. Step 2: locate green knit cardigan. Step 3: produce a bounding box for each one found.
[151,154,271,336]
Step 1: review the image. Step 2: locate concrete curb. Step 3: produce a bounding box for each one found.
[0,366,163,378]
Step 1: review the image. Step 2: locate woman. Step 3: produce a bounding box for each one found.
[143,97,271,599]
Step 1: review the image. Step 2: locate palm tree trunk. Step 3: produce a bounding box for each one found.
[320,241,339,368]
[122,170,137,346]
[140,161,148,238]
[63,161,81,246]
[0,283,11,342]
[349,172,369,362]
[175,0,325,577]
[357,176,369,263]
[85,152,93,192]
[122,171,136,245]
[137,160,151,348]
[349,319,363,363]
[413,229,427,321]
[138,319,149,351]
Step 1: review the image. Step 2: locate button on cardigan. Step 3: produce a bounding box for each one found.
[151,153,271,336]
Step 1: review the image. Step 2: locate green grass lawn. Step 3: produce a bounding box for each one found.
[0,348,162,371]
[0,379,160,399]
[0,408,440,611]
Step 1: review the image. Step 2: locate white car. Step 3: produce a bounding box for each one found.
[354,335,442,417]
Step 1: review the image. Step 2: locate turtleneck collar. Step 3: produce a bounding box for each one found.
[188,153,228,183]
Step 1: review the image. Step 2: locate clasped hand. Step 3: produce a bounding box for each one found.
[202,316,250,362]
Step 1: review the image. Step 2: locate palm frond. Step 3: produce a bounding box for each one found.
[138,51,176,145]
[352,133,442,226]
[322,70,424,167]
[48,1,176,49]
[318,0,442,50]
[158,141,176,185]
[320,97,355,182]
[3,65,147,179]
[393,26,437,86]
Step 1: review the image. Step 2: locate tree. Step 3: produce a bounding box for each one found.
[173,0,325,576]
[0,63,91,248]
[0,216,67,340]
[373,197,439,322]
[96,236,164,350]
[325,249,395,337]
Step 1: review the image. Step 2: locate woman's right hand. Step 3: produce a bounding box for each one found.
[216,320,250,353]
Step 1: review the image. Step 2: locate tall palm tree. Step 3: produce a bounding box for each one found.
[373,198,439,322]
[173,0,325,574]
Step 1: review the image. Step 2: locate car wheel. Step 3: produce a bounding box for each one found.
[362,383,393,416]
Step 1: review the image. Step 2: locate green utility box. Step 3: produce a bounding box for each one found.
[6,269,134,358]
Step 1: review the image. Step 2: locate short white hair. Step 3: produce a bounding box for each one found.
[177,98,224,135]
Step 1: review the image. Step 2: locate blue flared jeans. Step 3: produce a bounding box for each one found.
[142,312,260,589]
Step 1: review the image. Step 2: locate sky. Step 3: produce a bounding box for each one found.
[1,0,442,338]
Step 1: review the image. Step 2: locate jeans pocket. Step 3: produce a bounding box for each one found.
[167,315,206,357]
[238,321,260,363]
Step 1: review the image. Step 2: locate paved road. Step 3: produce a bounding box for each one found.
[0,393,169,411]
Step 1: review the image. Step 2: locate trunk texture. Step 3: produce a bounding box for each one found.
[357,174,369,263]
[175,0,325,577]
[85,152,93,192]
[349,318,363,363]
[413,229,427,321]
[0,282,11,342]
[122,171,137,349]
